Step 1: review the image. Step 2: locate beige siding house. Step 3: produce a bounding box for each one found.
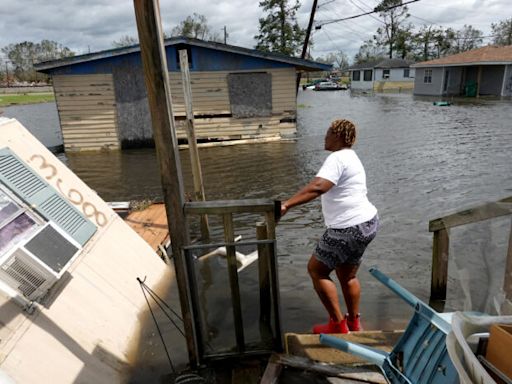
[35,37,330,152]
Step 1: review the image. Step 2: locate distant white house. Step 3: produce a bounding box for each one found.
[412,45,512,97]
[348,58,415,91]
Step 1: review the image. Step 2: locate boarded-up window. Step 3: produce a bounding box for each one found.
[227,72,272,118]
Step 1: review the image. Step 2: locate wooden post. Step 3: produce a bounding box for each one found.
[265,211,283,350]
[503,219,512,302]
[133,0,198,367]
[222,213,245,352]
[179,49,210,240]
[476,65,482,98]
[430,227,450,302]
[257,222,272,338]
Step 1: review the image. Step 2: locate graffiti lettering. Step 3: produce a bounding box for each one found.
[29,154,57,180]
[28,154,107,227]
[82,201,108,227]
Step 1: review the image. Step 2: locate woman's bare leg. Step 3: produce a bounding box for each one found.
[308,255,344,322]
[335,263,361,317]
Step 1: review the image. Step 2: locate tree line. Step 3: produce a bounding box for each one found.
[1,40,74,83]
[253,0,512,68]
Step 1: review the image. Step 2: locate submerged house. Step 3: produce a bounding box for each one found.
[0,117,175,382]
[412,45,512,97]
[348,58,415,91]
[34,36,330,152]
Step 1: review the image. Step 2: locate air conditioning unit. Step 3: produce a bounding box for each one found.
[0,222,81,301]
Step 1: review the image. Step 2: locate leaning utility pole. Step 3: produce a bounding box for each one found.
[133,0,199,367]
[296,0,318,93]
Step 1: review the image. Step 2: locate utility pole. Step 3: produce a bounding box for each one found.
[133,0,199,367]
[223,26,227,44]
[296,0,318,93]
[5,62,9,88]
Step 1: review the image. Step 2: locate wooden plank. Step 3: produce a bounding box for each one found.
[430,228,450,302]
[178,136,288,149]
[179,48,209,240]
[223,212,245,352]
[260,354,282,384]
[59,111,117,117]
[504,218,512,302]
[63,126,117,134]
[60,120,117,127]
[276,354,386,384]
[125,203,170,251]
[429,197,512,231]
[185,199,275,215]
[285,331,403,365]
[257,222,272,337]
[57,105,117,111]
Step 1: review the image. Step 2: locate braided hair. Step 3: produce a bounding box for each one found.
[329,119,357,147]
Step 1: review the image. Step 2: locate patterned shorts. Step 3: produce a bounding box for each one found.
[314,215,379,270]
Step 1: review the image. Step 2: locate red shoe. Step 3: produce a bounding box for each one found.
[312,318,349,334]
[346,313,362,331]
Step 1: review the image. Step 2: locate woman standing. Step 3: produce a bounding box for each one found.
[280,119,379,334]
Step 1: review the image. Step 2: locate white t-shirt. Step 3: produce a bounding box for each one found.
[316,148,377,228]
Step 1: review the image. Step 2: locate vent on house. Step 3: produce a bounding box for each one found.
[0,222,81,301]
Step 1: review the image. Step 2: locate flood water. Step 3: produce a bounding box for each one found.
[2,91,512,379]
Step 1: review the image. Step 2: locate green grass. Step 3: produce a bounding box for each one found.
[0,92,55,107]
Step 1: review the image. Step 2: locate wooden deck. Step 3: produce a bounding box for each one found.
[124,203,169,252]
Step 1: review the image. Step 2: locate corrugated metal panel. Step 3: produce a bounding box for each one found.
[53,74,120,151]
[0,147,96,246]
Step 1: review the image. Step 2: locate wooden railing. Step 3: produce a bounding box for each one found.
[183,199,282,361]
[429,196,512,309]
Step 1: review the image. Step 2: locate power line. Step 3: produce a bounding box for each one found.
[322,3,373,36]
[316,0,421,28]
[348,0,385,25]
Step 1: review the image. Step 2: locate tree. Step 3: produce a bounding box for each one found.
[412,25,445,61]
[491,18,512,46]
[451,25,483,53]
[255,0,305,56]
[1,40,74,82]
[434,27,456,58]
[373,0,411,58]
[354,39,385,64]
[318,50,349,70]
[170,13,221,42]
[112,35,138,48]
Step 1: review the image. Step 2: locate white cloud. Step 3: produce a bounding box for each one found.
[0,0,509,61]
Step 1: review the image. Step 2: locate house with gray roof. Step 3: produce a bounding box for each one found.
[348,58,415,91]
[412,45,512,97]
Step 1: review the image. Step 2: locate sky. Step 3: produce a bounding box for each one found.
[0,0,509,63]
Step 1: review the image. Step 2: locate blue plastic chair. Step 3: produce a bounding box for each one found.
[320,268,459,384]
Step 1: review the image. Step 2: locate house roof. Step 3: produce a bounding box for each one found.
[348,58,414,70]
[34,36,331,73]
[412,45,512,67]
